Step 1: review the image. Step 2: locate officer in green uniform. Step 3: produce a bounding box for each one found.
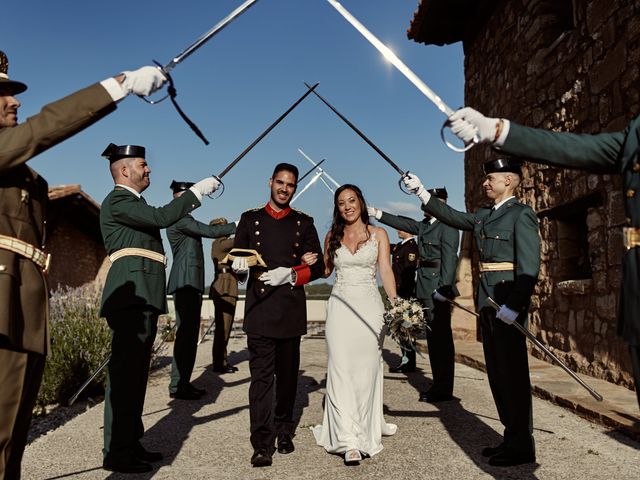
[369,189,460,401]
[0,50,166,479]
[403,160,540,467]
[100,145,219,473]
[166,181,236,400]
[209,218,240,374]
[449,107,640,407]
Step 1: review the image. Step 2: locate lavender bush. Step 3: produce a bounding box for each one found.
[37,284,111,407]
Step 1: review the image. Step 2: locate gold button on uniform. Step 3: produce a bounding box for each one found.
[260,288,265,293]
[633,163,640,172]
[256,241,261,247]
[627,189,636,198]
[255,231,260,236]
[255,220,260,226]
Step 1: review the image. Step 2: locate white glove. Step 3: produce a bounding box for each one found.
[496,305,519,325]
[432,289,448,303]
[259,266,293,286]
[231,257,249,275]
[190,177,221,199]
[367,206,382,219]
[448,107,502,145]
[120,66,167,96]
[402,173,430,204]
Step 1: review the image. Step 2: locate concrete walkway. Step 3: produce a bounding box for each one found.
[21,327,640,480]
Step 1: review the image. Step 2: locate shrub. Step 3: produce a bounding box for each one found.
[37,284,111,407]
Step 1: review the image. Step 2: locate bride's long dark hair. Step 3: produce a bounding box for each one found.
[327,184,370,267]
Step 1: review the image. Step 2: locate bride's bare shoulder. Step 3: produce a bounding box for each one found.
[369,225,388,241]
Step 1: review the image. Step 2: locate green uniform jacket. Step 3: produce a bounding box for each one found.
[502,121,640,344]
[0,83,116,354]
[422,196,540,312]
[166,216,236,294]
[379,212,460,310]
[100,188,201,317]
[209,237,238,299]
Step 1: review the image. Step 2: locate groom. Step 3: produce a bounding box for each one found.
[232,163,324,467]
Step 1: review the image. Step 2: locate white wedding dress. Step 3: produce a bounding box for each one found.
[312,233,397,457]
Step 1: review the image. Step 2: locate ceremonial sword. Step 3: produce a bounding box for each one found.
[142,0,261,144]
[298,148,341,192]
[444,296,604,401]
[211,83,319,196]
[325,0,474,152]
[298,158,327,183]
[303,82,411,194]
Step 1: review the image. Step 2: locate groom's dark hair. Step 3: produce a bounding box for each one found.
[272,162,299,183]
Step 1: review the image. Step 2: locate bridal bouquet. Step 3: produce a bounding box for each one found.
[384,297,428,352]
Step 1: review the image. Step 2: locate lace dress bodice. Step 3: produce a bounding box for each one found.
[333,236,379,289]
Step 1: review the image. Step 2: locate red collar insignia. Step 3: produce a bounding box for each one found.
[265,203,291,220]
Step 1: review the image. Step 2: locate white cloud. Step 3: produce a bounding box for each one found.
[383,201,421,216]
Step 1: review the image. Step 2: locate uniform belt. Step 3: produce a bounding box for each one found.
[109,248,167,266]
[0,234,51,273]
[479,261,515,272]
[418,259,440,268]
[623,227,640,249]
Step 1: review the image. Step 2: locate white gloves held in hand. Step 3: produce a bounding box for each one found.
[402,173,430,204]
[496,305,519,325]
[190,177,221,198]
[367,206,381,219]
[448,107,503,145]
[231,257,249,275]
[120,66,167,97]
[259,266,294,286]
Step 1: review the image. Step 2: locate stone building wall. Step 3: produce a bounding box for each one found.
[461,0,639,387]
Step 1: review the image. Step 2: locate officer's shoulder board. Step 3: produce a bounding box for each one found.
[242,205,264,214]
[291,206,312,219]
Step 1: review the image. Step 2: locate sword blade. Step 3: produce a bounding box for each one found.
[304,82,406,176]
[217,83,319,179]
[291,170,324,204]
[326,0,453,116]
[164,0,260,72]
[485,297,603,401]
[297,158,326,183]
[298,148,341,188]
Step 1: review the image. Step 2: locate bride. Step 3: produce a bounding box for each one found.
[305,184,398,465]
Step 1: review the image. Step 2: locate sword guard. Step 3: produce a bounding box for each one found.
[208,175,225,199]
[138,61,171,104]
[397,174,413,196]
[440,119,476,153]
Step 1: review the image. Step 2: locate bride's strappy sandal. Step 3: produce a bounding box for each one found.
[344,449,362,465]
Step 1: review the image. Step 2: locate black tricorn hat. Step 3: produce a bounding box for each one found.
[101,143,146,162]
[170,180,195,193]
[427,187,448,199]
[0,51,27,95]
[483,158,522,175]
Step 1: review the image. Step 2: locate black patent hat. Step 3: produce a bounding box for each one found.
[427,187,448,199]
[101,143,146,162]
[170,180,195,193]
[0,51,27,95]
[483,158,522,175]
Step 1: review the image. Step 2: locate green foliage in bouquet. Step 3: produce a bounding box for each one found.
[384,297,428,353]
[37,284,111,407]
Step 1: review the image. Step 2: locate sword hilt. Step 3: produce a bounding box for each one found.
[137,61,171,104]
[440,119,477,153]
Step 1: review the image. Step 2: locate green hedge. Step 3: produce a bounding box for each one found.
[37,284,111,407]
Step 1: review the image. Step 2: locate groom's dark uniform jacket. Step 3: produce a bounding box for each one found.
[234,204,324,336]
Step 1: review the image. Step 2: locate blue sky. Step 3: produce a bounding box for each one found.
[6,0,465,284]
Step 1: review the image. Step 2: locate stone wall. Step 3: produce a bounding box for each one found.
[461,0,639,387]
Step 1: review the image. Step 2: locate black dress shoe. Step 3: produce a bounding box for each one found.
[277,434,295,454]
[186,383,206,396]
[103,457,153,473]
[488,448,536,467]
[212,365,236,374]
[135,444,163,463]
[481,443,505,457]
[170,388,203,400]
[418,390,454,403]
[251,449,273,467]
[389,364,416,373]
